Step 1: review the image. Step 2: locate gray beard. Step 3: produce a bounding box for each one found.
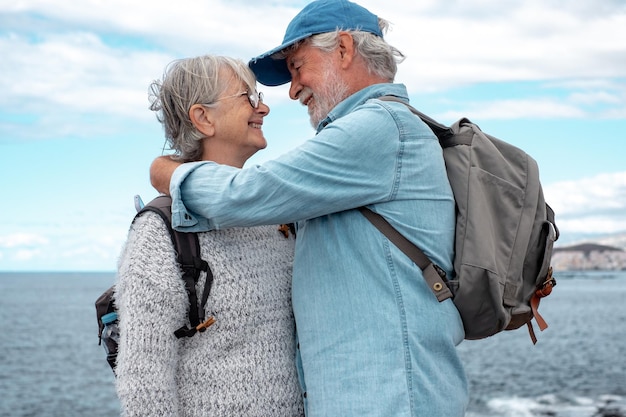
[308,68,350,128]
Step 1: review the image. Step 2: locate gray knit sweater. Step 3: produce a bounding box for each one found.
[115,211,304,417]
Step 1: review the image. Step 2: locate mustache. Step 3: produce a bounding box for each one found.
[299,87,314,106]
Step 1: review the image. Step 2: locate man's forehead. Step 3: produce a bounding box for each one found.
[285,41,316,62]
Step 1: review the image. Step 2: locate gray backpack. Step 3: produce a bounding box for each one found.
[360,96,559,343]
[95,195,215,374]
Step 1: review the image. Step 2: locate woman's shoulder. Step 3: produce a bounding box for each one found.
[198,225,295,261]
[116,211,184,291]
[201,224,294,241]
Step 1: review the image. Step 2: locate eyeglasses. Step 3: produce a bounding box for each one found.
[215,90,264,109]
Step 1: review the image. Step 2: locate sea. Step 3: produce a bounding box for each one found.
[0,271,625,417]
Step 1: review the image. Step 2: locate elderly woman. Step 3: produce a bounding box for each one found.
[114,55,303,417]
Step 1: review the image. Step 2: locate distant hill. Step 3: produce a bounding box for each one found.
[554,243,623,256]
[551,238,626,271]
[555,232,626,251]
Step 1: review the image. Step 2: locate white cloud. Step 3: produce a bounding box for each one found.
[438,98,586,121]
[545,172,626,215]
[569,91,622,106]
[556,217,626,235]
[1,0,623,139]
[0,224,128,271]
[13,249,42,262]
[544,172,626,234]
[0,233,49,248]
[0,0,296,58]
[0,32,173,120]
[384,1,626,91]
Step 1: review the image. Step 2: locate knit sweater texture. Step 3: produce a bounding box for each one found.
[115,211,304,417]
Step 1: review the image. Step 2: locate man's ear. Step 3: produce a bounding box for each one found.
[337,31,356,69]
[189,104,215,137]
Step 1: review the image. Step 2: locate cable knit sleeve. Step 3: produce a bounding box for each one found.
[114,211,189,417]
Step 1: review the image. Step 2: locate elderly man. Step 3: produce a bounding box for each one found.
[150,0,468,415]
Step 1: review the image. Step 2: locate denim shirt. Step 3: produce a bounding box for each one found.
[169,83,468,417]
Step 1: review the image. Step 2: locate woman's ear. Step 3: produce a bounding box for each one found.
[189,104,215,137]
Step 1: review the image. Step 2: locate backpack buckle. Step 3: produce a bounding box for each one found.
[536,267,556,298]
[174,316,216,339]
[196,316,216,332]
[433,264,447,280]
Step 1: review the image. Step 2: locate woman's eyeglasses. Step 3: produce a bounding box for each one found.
[215,90,264,109]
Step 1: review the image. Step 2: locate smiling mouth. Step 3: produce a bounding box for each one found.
[301,92,313,107]
[249,123,262,129]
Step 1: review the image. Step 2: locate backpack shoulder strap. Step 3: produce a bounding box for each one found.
[134,195,214,338]
[360,96,455,302]
[377,95,456,143]
[358,207,453,302]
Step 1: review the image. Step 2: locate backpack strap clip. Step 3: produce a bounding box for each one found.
[526,267,557,344]
[176,255,213,339]
[358,207,454,302]
[180,256,209,280]
[174,316,216,339]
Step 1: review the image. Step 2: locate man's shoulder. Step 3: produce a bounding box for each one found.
[334,83,408,116]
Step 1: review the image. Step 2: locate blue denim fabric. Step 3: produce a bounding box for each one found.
[170,83,468,416]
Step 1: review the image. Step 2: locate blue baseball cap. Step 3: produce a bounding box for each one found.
[249,0,383,86]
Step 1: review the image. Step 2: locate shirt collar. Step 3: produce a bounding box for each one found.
[316,83,409,133]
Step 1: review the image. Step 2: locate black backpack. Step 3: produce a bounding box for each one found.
[360,96,559,344]
[95,195,215,373]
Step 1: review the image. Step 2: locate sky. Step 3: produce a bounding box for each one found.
[0,0,625,272]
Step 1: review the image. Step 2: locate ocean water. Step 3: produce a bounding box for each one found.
[0,271,625,417]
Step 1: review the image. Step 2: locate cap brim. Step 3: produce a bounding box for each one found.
[249,33,316,87]
[248,53,291,87]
